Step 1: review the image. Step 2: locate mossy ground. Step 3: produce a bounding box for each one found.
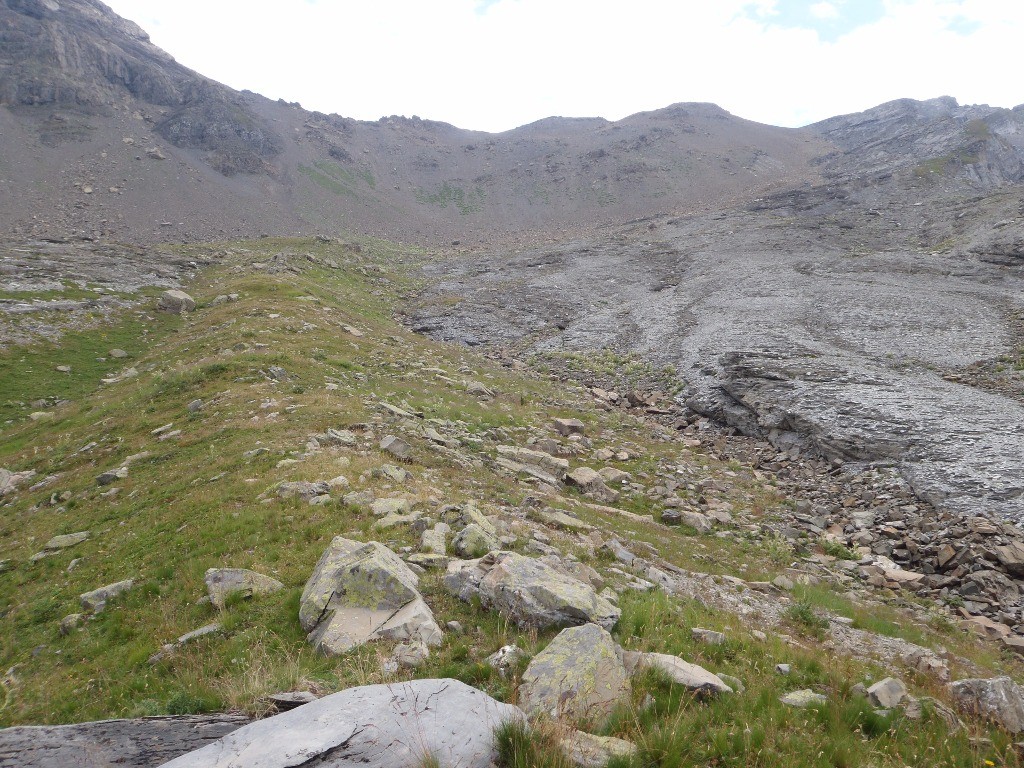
[0,237,1022,766]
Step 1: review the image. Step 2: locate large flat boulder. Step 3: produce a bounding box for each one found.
[0,714,248,768]
[444,551,620,630]
[518,624,629,722]
[299,538,442,655]
[159,679,525,768]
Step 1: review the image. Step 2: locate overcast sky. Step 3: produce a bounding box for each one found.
[104,0,1023,133]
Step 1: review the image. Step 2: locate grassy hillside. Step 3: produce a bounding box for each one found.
[1,238,1023,767]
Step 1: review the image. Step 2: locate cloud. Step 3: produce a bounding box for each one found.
[103,0,1024,132]
[809,2,840,20]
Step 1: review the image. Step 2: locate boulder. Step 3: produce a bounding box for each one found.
[380,435,412,460]
[452,523,499,558]
[277,481,330,501]
[691,628,725,645]
[299,538,442,655]
[160,679,525,768]
[519,624,629,722]
[370,497,411,516]
[158,290,196,314]
[560,730,637,768]
[949,676,1024,733]
[204,568,283,610]
[441,502,496,534]
[421,523,449,555]
[867,677,908,709]
[565,467,618,503]
[496,446,569,478]
[0,468,35,497]
[597,467,631,485]
[623,651,732,697]
[994,542,1024,577]
[445,551,620,630]
[529,507,593,533]
[80,579,134,613]
[553,418,586,436]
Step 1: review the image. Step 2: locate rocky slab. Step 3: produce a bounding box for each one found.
[159,679,524,768]
[0,714,249,768]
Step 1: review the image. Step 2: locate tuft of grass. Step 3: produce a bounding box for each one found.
[494,719,572,768]
[820,537,858,561]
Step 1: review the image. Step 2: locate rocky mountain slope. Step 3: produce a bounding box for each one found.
[3,238,1024,768]
[1,0,832,244]
[4,2,1024,765]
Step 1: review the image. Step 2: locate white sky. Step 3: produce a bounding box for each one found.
[103,0,1023,133]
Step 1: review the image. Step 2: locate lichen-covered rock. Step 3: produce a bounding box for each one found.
[519,624,629,722]
[421,523,449,555]
[204,568,283,610]
[623,651,733,697]
[949,676,1024,733]
[160,679,524,768]
[300,538,442,655]
[441,502,497,535]
[445,551,620,630]
[560,730,637,767]
[452,523,499,558]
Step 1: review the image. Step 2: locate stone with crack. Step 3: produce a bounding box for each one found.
[299,538,442,656]
[159,678,524,768]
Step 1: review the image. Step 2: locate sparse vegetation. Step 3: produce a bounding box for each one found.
[415,182,486,214]
[0,236,1023,768]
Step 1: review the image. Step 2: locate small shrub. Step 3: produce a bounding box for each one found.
[820,538,858,561]
[785,599,830,636]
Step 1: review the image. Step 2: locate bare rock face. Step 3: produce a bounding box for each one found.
[444,551,620,630]
[0,0,281,176]
[949,676,1024,733]
[159,679,525,768]
[299,537,442,655]
[518,624,629,722]
[0,714,249,768]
